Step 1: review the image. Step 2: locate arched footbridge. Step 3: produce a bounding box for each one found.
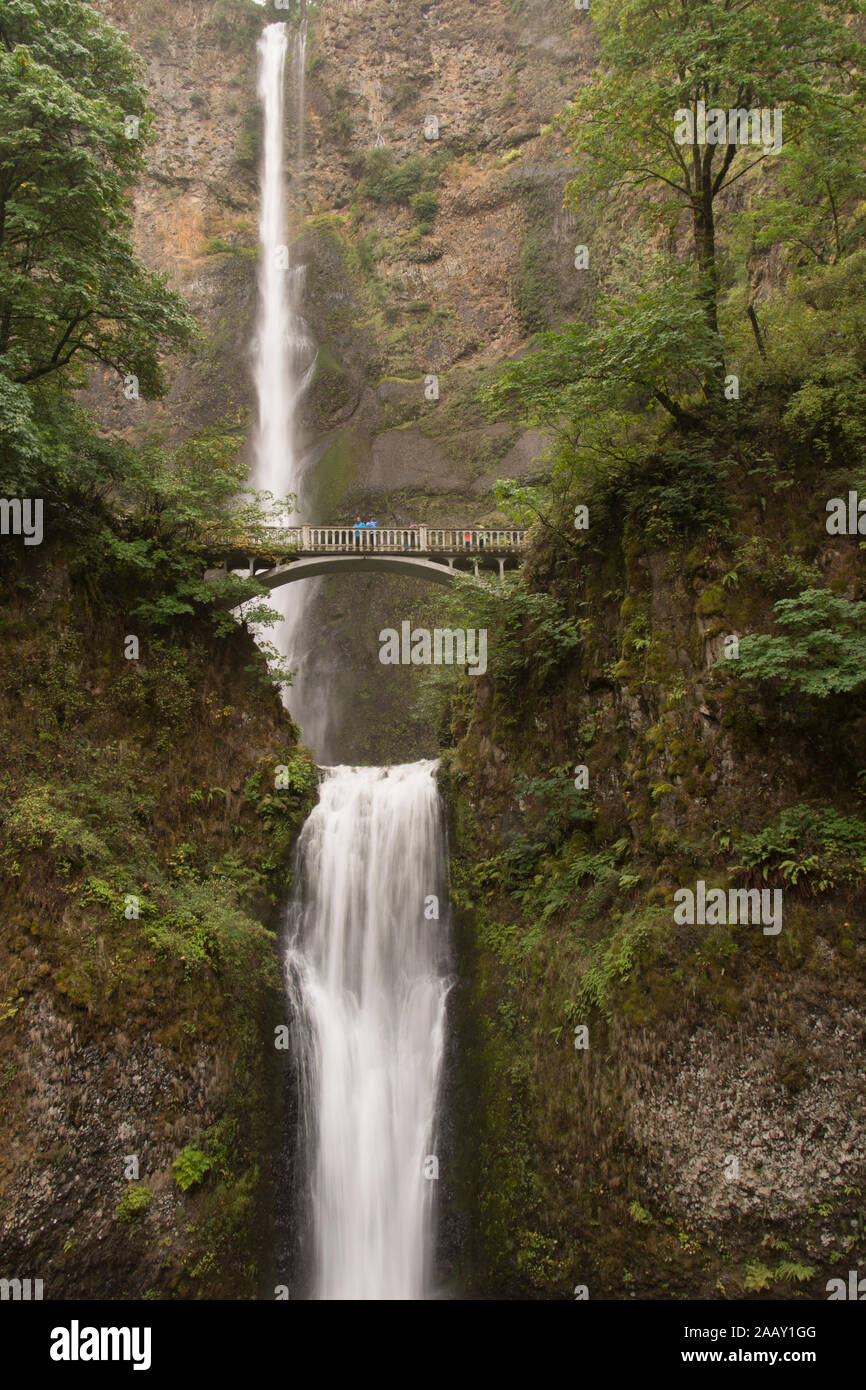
[207,525,529,589]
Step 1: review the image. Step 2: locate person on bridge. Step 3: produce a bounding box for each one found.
[353,517,364,547]
[464,530,472,549]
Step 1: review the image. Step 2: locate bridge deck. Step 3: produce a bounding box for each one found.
[253,525,527,555]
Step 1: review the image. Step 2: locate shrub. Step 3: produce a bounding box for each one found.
[362,148,438,205]
[733,589,866,697]
[629,447,731,545]
[409,190,438,233]
[235,108,263,170]
[212,0,264,53]
[115,1185,152,1223]
[173,1146,213,1192]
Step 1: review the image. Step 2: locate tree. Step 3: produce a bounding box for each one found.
[91,427,296,636]
[749,106,866,268]
[562,0,866,351]
[482,262,720,435]
[0,0,195,487]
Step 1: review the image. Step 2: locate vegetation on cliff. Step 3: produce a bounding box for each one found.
[0,0,316,1297]
[433,0,866,1298]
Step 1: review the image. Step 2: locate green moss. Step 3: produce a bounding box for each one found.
[306,431,357,518]
[696,585,725,617]
[311,342,353,418]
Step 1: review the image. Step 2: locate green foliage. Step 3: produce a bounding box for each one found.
[734,805,866,893]
[774,1260,818,1283]
[173,1146,213,1192]
[514,234,550,335]
[568,905,660,1020]
[743,1260,774,1292]
[362,148,440,205]
[733,589,866,697]
[412,571,582,742]
[561,0,866,339]
[326,105,353,144]
[512,769,595,849]
[749,105,866,269]
[2,784,110,876]
[409,190,438,233]
[0,0,196,486]
[391,75,426,109]
[451,572,581,685]
[211,0,265,53]
[744,1257,816,1291]
[115,1185,152,1223]
[483,264,721,439]
[629,447,731,544]
[731,536,818,597]
[80,428,294,635]
[769,253,866,462]
[144,875,277,975]
[245,751,317,819]
[235,106,263,170]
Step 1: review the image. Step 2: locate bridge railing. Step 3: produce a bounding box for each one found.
[259,525,527,553]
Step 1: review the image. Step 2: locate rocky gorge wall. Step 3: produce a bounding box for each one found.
[439,469,866,1298]
[0,536,317,1297]
[89,0,599,762]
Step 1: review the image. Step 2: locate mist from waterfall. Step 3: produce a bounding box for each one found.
[285,763,451,1300]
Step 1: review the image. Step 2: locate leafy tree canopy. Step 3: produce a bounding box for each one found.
[0,0,196,492]
[561,0,866,332]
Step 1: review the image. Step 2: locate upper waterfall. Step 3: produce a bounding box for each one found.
[251,20,325,750]
[252,22,292,503]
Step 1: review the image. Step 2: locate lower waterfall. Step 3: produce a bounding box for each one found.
[284,761,452,1300]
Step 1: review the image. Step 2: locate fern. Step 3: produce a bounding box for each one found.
[774,1260,817,1283]
[743,1261,774,1292]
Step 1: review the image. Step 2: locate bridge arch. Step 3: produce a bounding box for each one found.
[254,554,463,588]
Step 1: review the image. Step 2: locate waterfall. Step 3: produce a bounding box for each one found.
[251,20,324,751]
[252,19,452,1302]
[252,22,293,506]
[285,763,452,1299]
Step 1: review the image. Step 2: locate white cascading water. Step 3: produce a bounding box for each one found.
[252,20,451,1299]
[252,21,325,751]
[285,763,451,1299]
[253,22,293,508]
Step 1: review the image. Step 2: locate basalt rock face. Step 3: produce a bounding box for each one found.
[89,0,598,762]
[90,0,595,470]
